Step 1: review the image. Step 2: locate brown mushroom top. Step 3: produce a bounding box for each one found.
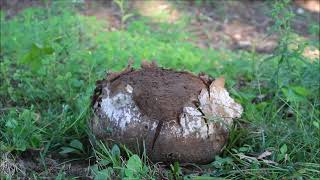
[109,65,207,123]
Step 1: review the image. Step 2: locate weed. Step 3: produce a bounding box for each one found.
[1,108,42,152]
[113,0,133,29]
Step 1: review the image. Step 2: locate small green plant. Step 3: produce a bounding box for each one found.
[91,144,121,179]
[124,154,143,179]
[1,108,42,152]
[91,143,154,179]
[170,162,182,179]
[113,0,133,29]
[59,139,85,156]
[20,42,54,70]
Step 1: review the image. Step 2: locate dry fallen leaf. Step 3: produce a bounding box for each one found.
[237,153,278,165]
[237,153,258,163]
[257,150,272,160]
[261,159,278,165]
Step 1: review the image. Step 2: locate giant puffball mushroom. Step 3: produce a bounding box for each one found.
[90,62,243,164]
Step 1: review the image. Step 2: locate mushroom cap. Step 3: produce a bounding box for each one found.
[91,65,242,164]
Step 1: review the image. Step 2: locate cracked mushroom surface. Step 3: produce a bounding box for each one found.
[91,63,243,164]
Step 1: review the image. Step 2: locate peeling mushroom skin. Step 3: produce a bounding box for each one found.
[150,106,229,164]
[91,65,243,164]
[180,106,209,139]
[199,77,243,126]
[150,123,228,164]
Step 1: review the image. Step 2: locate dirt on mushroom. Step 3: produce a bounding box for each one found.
[111,64,206,124]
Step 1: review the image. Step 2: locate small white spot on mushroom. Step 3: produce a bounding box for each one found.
[151,121,158,130]
[100,87,141,130]
[184,106,202,117]
[126,84,133,94]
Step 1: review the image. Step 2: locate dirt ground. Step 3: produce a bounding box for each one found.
[79,0,319,54]
[1,0,319,54]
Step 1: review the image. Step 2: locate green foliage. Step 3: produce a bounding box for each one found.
[59,139,85,155]
[91,143,155,179]
[212,0,320,178]
[169,162,182,179]
[0,4,105,153]
[20,42,54,70]
[0,0,319,179]
[1,108,42,152]
[124,155,143,178]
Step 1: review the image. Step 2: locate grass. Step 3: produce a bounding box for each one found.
[0,0,319,179]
